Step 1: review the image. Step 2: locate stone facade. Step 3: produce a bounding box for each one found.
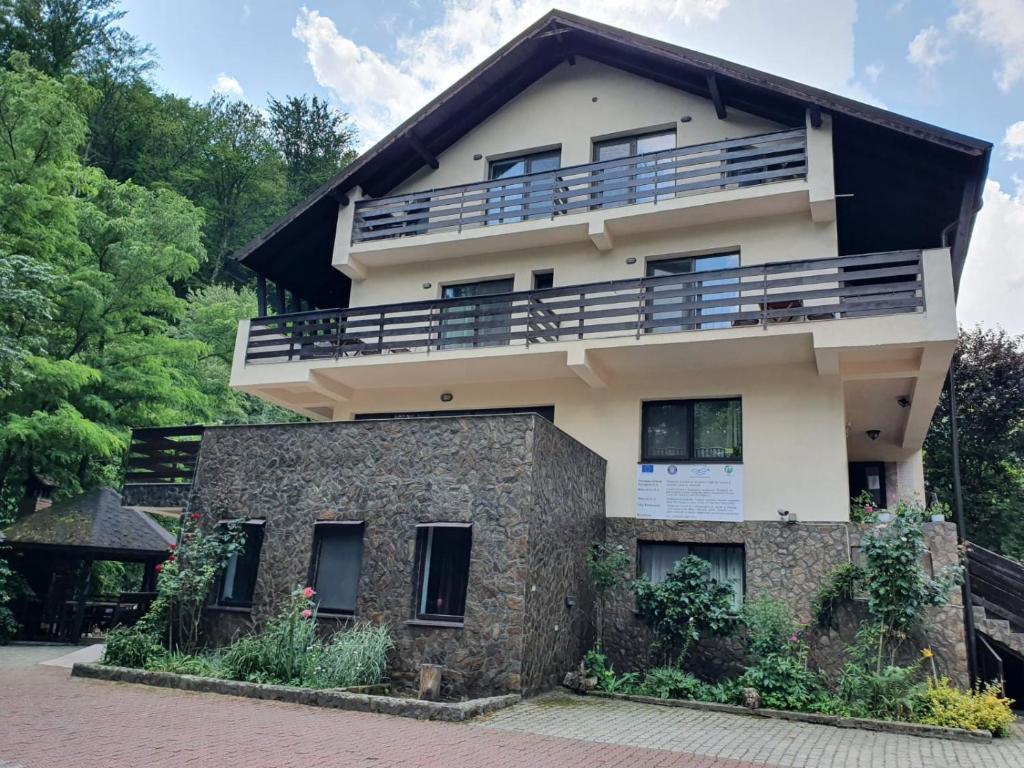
[603,518,968,687]
[187,415,605,698]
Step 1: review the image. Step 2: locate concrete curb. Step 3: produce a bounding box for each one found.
[590,691,993,743]
[71,663,520,722]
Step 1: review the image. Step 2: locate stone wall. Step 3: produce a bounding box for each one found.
[521,417,606,695]
[603,519,968,687]
[188,415,604,698]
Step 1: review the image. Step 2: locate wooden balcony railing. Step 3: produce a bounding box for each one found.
[124,426,205,485]
[244,250,924,364]
[352,128,807,243]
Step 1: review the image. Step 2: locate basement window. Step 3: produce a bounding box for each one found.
[641,398,742,463]
[216,520,265,609]
[414,524,472,623]
[638,541,745,611]
[308,522,365,615]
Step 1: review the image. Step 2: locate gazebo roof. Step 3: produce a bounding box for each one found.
[1,487,175,559]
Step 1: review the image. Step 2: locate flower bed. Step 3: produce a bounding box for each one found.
[72,662,519,721]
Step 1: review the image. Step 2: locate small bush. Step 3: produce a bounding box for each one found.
[104,626,162,668]
[837,662,925,721]
[639,666,705,700]
[582,647,639,693]
[738,653,827,712]
[919,678,1015,736]
[740,597,798,661]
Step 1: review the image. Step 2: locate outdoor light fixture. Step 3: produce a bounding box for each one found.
[625,257,637,264]
[440,392,454,403]
[472,153,482,161]
[897,397,911,408]
[680,115,692,123]
[422,282,432,289]
[866,429,881,441]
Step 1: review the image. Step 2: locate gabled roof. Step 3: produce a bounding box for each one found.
[235,9,991,305]
[1,487,175,558]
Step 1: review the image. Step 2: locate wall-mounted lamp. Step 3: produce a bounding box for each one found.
[679,115,692,123]
[591,96,599,102]
[564,595,577,609]
[625,257,637,265]
[866,429,881,441]
[897,397,911,409]
[422,282,432,289]
[472,153,482,161]
[440,392,454,403]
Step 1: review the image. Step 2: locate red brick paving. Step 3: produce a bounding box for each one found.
[0,667,776,768]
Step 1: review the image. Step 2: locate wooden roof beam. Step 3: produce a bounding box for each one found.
[706,73,727,119]
[406,131,439,170]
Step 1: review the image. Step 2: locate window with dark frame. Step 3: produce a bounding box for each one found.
[487,149,561,224]
[439,277,515,350]
[592,129,676,207]
[308,523,365,615]
[645,253,740,333]
[532,271,554,290]
[414,524,472,623]
[216,521,264,608]
[637,541,745,611]
[641,398,742,463]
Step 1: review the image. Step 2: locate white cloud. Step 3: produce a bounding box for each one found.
[212,73,244,98]
[1004,121,1024,160]
[950,0,1024,91]
[864,62,884,83]
[957,179,1024,335]
[907,26,953,71]
[294,0,880,146]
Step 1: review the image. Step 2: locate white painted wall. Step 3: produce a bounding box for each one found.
[332,363,850,522]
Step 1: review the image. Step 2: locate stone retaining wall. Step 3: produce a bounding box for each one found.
[603,518,968,687]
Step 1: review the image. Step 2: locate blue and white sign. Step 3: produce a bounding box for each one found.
[636,464,744,521]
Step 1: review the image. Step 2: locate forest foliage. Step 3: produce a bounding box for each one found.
[0,1,356,518]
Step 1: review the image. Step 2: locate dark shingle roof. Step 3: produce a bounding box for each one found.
[1,487,174,556]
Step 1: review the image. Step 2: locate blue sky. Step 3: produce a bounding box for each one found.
[120,0,1024,332]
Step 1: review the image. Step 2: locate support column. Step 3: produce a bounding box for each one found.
[71,558,93,644]
[256,276,267,316]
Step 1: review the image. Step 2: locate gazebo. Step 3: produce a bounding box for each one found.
[2,487,174,642]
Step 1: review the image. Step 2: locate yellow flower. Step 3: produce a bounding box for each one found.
[921,648,934,659]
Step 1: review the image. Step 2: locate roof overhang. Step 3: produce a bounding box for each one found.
[234,9,991,304]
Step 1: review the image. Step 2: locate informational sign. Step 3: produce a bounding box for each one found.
[636,463,744,522]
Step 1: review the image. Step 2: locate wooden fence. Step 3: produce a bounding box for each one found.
[245,250,924,364]
[352,128,807,243]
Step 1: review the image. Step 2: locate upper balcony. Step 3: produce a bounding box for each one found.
[231,249,957,428]
[334,127,829,276]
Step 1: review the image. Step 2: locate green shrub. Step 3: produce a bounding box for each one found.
[639,666,705,700]
[586,542,630,645]
[811,563,864,630]
[698,678,743,705]
[738,652,827,712]
[834,624,926,721]
[919,678,1015,736]
[581,647,639,693]
[740,596,798,661]
[104,626,162,668]
[633,556,735,666]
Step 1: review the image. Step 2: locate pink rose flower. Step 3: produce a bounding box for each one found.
[154,564,163,573]
[300,609,313,619]
[303,587,315,599]
[864,504,874,515]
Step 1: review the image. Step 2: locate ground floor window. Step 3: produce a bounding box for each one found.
[637,541,745,611]
[308,523,365,615]
[415,524,472,623]
[217,520,264,608]
[641,398,742,462]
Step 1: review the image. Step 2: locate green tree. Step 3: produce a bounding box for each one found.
[586,541,629,646]
[0,59,211,516]
[268,94,356,205]
[924,327,1024,559]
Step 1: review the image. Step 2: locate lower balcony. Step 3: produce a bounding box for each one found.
[230,248,956,430]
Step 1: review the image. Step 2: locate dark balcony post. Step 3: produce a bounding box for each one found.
[760,264,769,329]
[274,284,286,315]
[578,289,585,340]
[256,276,267,316]
[377,311,385,354]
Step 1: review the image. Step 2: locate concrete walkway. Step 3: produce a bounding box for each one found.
[0,644,1021,767]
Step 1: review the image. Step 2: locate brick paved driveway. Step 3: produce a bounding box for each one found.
[1,645,1021,768]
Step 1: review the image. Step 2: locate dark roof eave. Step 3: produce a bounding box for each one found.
[232,9,992,269]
